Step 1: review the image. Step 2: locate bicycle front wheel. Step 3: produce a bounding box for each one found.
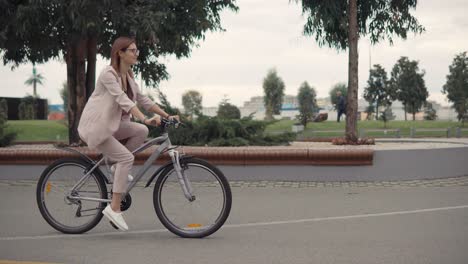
[153,158,232,238]
[36,158,108,234]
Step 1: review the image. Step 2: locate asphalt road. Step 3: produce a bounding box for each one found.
[0,180,468,264]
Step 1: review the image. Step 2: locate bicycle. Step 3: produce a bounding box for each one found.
[36,118,232,238]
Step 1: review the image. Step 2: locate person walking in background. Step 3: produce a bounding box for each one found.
[336,91,346,122]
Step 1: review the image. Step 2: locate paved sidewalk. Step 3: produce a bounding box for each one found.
[2,175,468,188]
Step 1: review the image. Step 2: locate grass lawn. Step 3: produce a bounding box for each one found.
[5,120,68,142]
[3,119,467,142]
[265,120,468,138]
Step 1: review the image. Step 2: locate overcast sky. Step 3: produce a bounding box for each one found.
[1,0,467,108]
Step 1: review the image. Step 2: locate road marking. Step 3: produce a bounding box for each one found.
[1,204,467,241]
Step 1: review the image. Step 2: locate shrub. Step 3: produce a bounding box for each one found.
[0,99,16,147]
[148,116,294,146]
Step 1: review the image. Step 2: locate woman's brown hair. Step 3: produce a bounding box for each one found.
[110,36,136,79]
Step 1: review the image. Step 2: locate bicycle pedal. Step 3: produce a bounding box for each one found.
[109,221,119,230]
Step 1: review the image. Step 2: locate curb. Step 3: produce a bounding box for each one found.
[0,146,373,166]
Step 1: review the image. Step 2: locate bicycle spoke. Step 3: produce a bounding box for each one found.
[37,159,107,234]
[154,159,231,238]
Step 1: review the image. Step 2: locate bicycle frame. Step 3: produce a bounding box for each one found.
[67,132,194,204]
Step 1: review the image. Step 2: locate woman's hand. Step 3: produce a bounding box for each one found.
[167,115,180,123]
[144,116,161,126]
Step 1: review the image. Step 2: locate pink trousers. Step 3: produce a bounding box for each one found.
[95,117,149,193]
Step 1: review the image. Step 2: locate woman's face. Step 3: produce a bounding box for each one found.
[119,43,139,66]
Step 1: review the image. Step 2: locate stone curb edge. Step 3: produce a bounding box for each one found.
[0,146,373,166]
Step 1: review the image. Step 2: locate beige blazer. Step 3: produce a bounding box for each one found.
[78,65,155,148]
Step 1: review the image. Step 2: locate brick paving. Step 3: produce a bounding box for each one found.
[2,175,467,188]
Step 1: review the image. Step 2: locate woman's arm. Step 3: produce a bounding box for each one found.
[130,106,160,126]
[148,104,171,119]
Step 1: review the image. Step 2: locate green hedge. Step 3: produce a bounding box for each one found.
[148,116,295,146]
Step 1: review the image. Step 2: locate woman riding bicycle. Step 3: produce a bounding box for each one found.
[78,36,179,231]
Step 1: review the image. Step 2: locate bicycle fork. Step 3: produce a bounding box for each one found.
[169,150,195,202]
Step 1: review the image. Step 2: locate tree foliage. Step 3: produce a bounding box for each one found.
[148,115,294,146]
[390,57,428,121]
[156,88,180,116]
[442,52,468,122]
[217,98,241,120]
[423,102,437,121]
[297,81,317,127]
[364,64,396,119]
[0,99,16,147]
[60,81,68,115]
[296,0,424,50]
[0,0,238,143]
[365,105,375,120]
[262,69,285,120]
[182,90,203,120]
[380,106,395,128]
[18,95,38,120]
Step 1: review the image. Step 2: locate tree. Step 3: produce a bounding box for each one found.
[424,102,438,121]
[365,105,375,120]
[364,64,396,120]
[442,52,468,123]
[182,90,203,120]
[217,98,241,120]
[1,0,238,144]
[297,82,317,127]
[0,98,7,120]
[60,81,68,117]
[24,65,45,98]
[263,69,285,121]
[0,99,16,147]
[329,83,348,110]
[295,0,424,142]
[380,106,395,128]
[390,57,428,121]
[157,88,180,117]
[18,96,38,120]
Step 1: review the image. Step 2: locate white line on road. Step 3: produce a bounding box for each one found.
[1,204,467,241]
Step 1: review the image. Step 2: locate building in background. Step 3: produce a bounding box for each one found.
[203,95,458,121]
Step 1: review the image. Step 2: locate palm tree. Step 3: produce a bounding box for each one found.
[24,65,45,97]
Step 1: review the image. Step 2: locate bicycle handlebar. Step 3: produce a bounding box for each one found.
[160,117,183,129]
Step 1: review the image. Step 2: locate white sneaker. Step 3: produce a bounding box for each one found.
[110,165,134,182]
[102,205,129,231]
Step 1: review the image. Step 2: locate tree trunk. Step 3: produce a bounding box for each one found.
[33,81,37,97]
[375,102,379,121]
[412,103,416,121]
[66,36,88,145]
[346,0,359,142]
[86,35,97,101]
[265,105,273,121]
[404,104,407,121]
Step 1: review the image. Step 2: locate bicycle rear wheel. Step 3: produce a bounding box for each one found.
[153,158,232,238]
[36,158,107,234]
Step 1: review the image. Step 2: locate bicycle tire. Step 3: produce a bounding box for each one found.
[36,158,108,234]
[153,157,232,238]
